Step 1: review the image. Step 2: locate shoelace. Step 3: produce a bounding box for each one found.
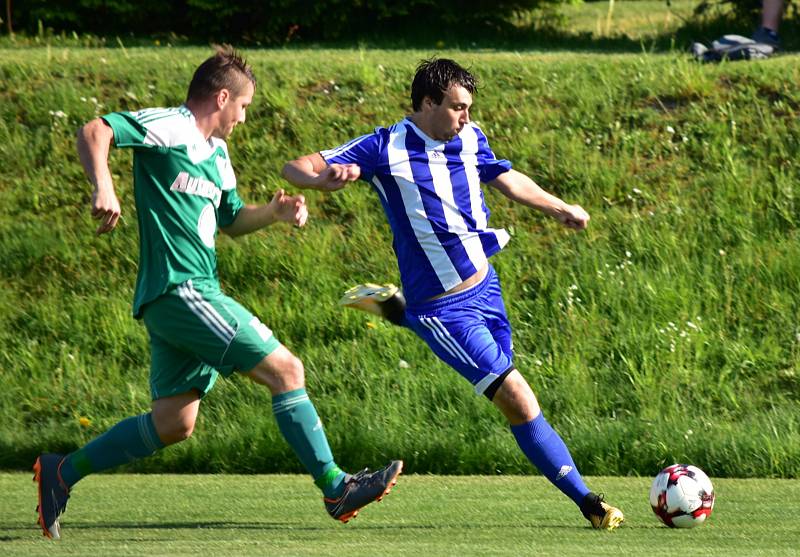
[581,492,606,518]
[592,492,607,511]
[346,468,385,490]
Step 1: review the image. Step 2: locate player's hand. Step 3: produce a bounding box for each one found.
[269,189,308,227]
[314,163,360,191]
[91,185,121,235]
[556,204,590,230]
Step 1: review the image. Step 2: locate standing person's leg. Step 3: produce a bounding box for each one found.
[753,0,784,46]
[762,0,784,32]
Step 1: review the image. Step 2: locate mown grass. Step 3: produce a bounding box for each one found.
[0,43,798,478]
[2,473,799,556]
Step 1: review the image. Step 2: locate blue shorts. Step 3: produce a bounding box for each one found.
[405,265,514,395]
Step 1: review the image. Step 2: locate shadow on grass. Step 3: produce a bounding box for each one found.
[0,13,796,54]
[330,14,798,53]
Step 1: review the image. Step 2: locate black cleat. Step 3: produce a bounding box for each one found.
[324,460,403,523]
[33,454,70,539]
[581,492,624,530]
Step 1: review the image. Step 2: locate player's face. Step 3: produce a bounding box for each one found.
[216,81,254,139]
[426,85,472,141]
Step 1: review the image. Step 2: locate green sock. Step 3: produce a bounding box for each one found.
[272,388,346,498]
[59,413,165,487]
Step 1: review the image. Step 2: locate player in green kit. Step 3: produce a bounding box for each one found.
[33,47,401,540]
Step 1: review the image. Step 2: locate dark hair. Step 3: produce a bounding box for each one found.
[410,58,477,111]
[186,45,256,102]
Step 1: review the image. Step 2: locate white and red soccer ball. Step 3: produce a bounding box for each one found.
[650,463,715,528]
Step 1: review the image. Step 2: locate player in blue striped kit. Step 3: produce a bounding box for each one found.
[282,58,623,529]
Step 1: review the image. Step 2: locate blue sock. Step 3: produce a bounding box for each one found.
[59,413,165,488]
[272,388,346,499]
[511,413,590,507]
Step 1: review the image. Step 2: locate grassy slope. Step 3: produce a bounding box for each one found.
[0,42,798,476]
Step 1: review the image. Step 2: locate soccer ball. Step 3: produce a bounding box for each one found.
[649,464,715,528]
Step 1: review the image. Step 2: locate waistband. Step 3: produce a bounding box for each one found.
[407,265,496,314]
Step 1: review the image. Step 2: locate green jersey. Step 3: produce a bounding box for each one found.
[102,106,244,317]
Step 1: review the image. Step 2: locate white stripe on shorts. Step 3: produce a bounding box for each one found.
[418,317,460,361]
[177,281,235,344]
[419,316,478,368]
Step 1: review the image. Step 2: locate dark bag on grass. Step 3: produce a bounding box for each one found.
[692,34,776,63]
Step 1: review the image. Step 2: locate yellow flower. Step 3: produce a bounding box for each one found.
[366,322,376,329]
[79,416,91,428]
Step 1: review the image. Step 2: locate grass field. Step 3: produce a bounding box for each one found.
[2,473,799,556]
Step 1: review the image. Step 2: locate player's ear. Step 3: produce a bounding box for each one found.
[216,89,230,109]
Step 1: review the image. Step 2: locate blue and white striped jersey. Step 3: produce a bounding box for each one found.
[321,118,512,304]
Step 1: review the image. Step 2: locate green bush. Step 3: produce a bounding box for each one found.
[11,0,559,43]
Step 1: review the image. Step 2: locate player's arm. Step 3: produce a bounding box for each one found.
[219,189,308,238]
[489,169,590,230]
[76,118,121,235]
[281,152,360,192]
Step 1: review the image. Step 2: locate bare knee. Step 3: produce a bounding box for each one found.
[158,418,196,445]
[279,355,305,389]
[151,391,201,446]
[247,345,306,394]
[151,411,196,445]
[491,370,541,425]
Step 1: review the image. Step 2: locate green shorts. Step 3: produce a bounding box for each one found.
[141,278,281,400]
